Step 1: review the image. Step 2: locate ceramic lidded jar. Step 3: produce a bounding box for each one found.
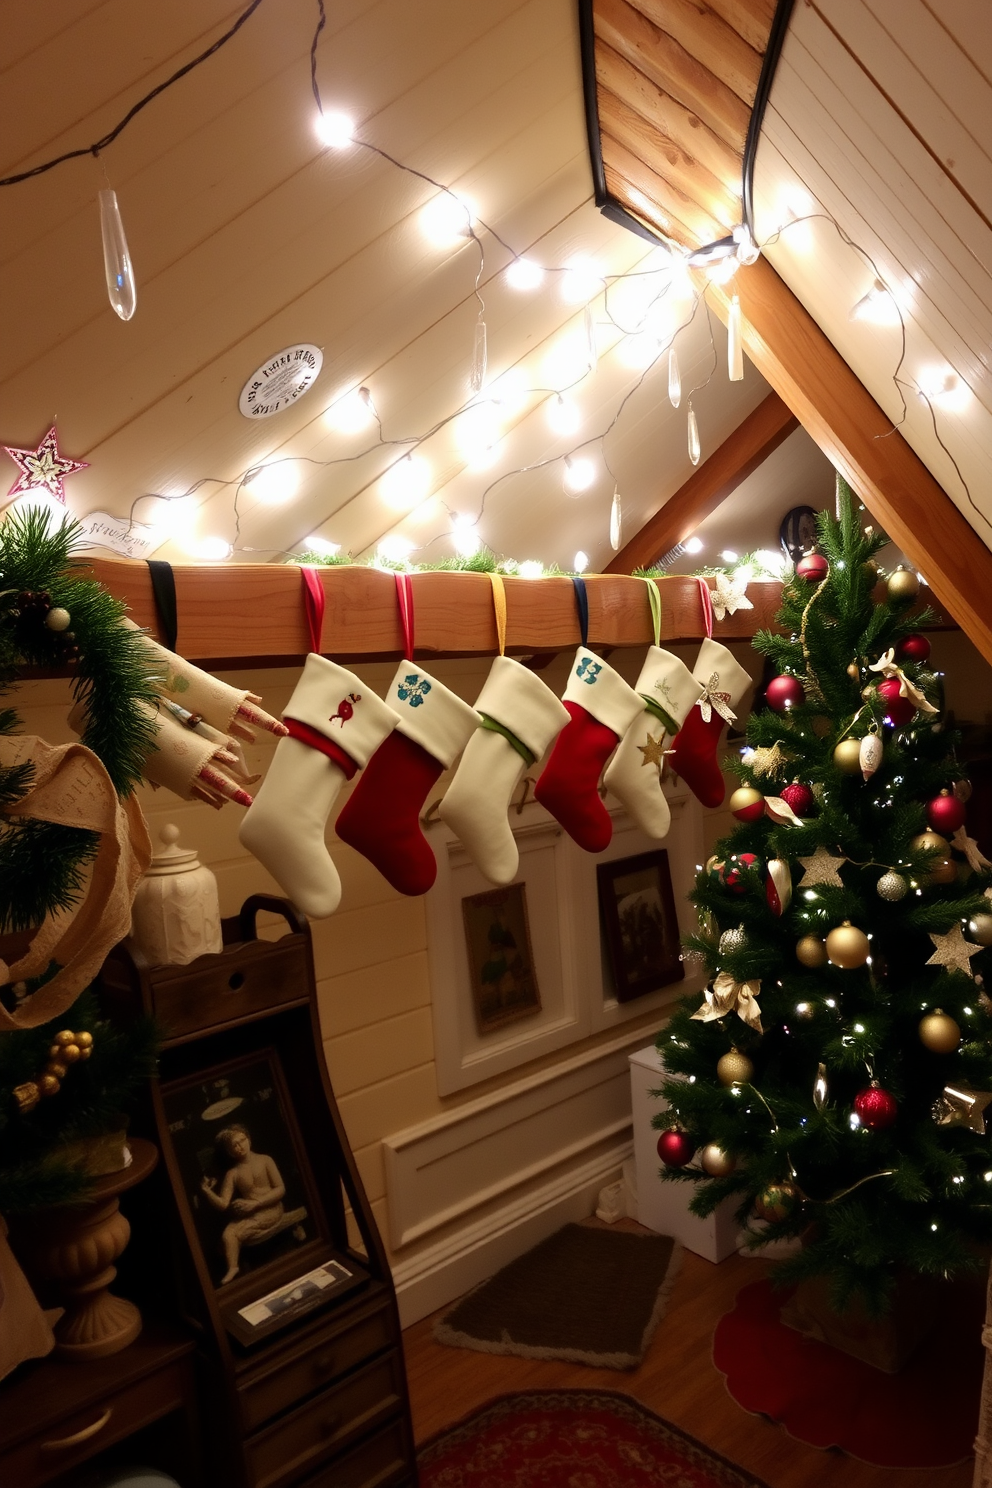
[128,823,222,967]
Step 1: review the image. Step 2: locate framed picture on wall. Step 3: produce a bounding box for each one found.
[461,882,542,1034]
[596,848,685,1003]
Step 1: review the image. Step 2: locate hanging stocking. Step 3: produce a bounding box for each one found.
[668,636,753,808]
[335,661,478,895]
[441,656,569,885]
[534,646,643,852]
[238,655,399,918]
[603,646,703,837]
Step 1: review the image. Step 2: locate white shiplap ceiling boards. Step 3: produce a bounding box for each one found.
[0,0,794,576]
[752,0,992,564]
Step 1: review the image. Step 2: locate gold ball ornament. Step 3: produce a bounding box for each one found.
[833,739,863,774]
[847,662,860,681]
[53,1029,77,1048]
[717,1049,755,1086]
[887,567,921,602]
[929,855,957,885]
[968,913,992,947]
[796,934,828,968]
[75,1030,94,1051]
[701,1144,737,1177]
[37,1073,61,1097]
[729,786,765,822]
[919,1008,961,1054]
[60,1042,82,1064]
[826,921,870,969]
[910,831,950,856]
[45,606,72,632]
[755,1181,798,1223]
[45,1061,68,1081]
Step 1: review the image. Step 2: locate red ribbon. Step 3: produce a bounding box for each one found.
[394,570,415,658]
[300,566,326,654]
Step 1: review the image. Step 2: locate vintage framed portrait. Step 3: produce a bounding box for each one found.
[461,882,542,1034]
[160,1048,365,1344]
[596,849,685,1003]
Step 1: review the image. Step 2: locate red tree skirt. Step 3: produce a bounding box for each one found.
[714,1279,985,1469]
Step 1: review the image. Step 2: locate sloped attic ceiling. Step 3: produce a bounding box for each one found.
[0,0,823,580]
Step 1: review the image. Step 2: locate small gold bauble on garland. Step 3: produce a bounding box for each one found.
[846,661,860,681]
[11,1027,94,1112]
[968,912,992,947]
[833,738,863,774]
[717,1048,754,1086]
[887,566,921,602]
[796,934,828,968]
[826,921,870,969]
[44,605,72,632]
[755,1180,798,1223]
[876,871,908,902]
[919,1009,961,1054]
[700,1143,736,1176]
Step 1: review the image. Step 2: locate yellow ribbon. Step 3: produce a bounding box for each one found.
[489,572,507,656]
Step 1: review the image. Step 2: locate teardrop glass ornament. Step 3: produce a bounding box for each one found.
[470,315,487,393]
[98,189,136,321]
[687,405,700,466]
[610,488,622,552]
[583,304,598,371]
[728,293,743,381]
[668,346,681,408]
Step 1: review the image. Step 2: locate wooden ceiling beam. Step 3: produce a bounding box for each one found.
[706,257,992,664]
[624,0,763,104]
[593,0,750,151]
[601,135,724,243]
[604,391,799,574]
[595,42,742,192]
[704,0,777,54]
[76,560,781,667]
[603,166,697,248]
[597,89,740,227]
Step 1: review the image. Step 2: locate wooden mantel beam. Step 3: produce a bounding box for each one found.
[707,257,992,665]
[78,558,785,667]
[606,389,798,573]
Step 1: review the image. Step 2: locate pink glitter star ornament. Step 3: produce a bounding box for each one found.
[3,426,89,505]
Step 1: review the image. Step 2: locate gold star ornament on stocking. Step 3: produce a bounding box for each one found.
[638,732,667,771]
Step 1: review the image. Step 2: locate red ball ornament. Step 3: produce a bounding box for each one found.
[780,781,815,818]
[729,786,765,823]
[657,1129,696,1167]
[877,677,915,726]
[766,675,805,712]
[896,633,931,664]
[853,1082,898,1130]
[927,791,966,836]
[796,553,829,583]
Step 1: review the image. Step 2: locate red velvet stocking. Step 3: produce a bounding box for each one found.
[336,730,443,896]
[667,702,731,809]
[534,701,620,853]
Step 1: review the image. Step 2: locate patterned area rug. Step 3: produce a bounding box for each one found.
[417,1390,771,1487]
[434,1222,681,1370]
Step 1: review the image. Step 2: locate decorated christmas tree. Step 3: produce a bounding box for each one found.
[656,481,992,1312]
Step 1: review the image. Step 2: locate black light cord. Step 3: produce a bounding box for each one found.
[0,0,268,187]
[740,0,797,239]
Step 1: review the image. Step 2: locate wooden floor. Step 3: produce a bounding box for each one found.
[403,1244,973,1488]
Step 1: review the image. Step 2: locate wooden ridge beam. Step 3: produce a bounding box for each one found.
[624,0,763,104]
[77,560,784,667]
[597,88,740,228]
[605,390,798,574]
[706,257,992,664]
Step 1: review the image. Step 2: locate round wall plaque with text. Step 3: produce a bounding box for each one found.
[238,344,323,419]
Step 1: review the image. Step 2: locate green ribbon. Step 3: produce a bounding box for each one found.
[641,694,679,736]
[479,713,535,767]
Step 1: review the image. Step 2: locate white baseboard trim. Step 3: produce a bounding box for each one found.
[390,1134,632,1329]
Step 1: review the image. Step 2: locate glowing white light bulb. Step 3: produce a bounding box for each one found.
[421,192,476,246]
[451,514,481,558]
[378,533,414,563]
[684,536,703,554]
[470,316,488,393]
[720,549,738,563]
[564,454,596,494]
[728,293,743,381]
[707,255,737,285]
[381,454,431,509]
[518,560,543,579]
[850,279,901,326]
[546,394,580,436]
[610,489,622,552]
[687,405,700,465]
[315,110,355,148]
[98,189,136,321]
[573,550,589,573]
[755,549,786,575]
[543,332,589,389]
[153,494,198,537]
[560,256,603,304]
[505,257,544,290]
[194,536,232,562]
[489,368,529,417]
[668,347,681,408]
[246,463,301,505]
[305,535,341,557]
[918,365,970,410]
[325,386,376,433]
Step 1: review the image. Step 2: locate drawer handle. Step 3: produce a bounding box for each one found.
[313,1351,336,1374]
[41,1407,113,1451]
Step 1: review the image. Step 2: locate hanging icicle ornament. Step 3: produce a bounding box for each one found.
[98,188,137,321]
[728,293,743,381]
[609,488,622,552]
[668,346,681,408]
[687,403,700,466]
[813,1062,829,1111]
[470,314,487,394]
